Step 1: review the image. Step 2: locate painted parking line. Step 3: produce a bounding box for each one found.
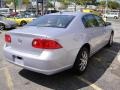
[0,66,11,71]
[117,53,120,63]
[77,77,103,90]
[3,67,14,90]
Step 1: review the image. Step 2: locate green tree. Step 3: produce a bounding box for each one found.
[99,1,120,9]
[58,0,97,8]
[108,1,120,9]
[5,0,12,4]
[47,0,54,8]
[22,0,29,4]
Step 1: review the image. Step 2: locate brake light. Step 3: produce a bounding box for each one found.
[5,34,11,43]
[32,38,62,49]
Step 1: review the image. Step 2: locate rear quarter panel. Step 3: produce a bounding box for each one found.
[53,15,89,65]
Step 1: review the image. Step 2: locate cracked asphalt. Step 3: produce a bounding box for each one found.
[0,18,120,90]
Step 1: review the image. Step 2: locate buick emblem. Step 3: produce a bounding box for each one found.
[18,38,22,44]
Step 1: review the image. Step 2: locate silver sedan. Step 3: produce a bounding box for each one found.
[0,15,17,30]
[4,12,114,75]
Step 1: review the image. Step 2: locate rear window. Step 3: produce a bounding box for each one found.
[27,15,75,28]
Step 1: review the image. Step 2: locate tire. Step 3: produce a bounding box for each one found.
[107,33,114,47]
[0,23,5,31]
[114,16,118,19]
[73,47,89,74]
[20,21,27,26]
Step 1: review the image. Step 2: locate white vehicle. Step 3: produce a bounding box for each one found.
[4,12,114,75]
[103,12,119,19]
[0,8,11,16]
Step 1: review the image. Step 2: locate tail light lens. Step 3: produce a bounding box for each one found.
[32,38,62,49]
[5,34,11,43]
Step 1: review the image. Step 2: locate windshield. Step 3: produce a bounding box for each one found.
[27,15,75,28]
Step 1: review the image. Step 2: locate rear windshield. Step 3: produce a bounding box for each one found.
[27,15,75,28]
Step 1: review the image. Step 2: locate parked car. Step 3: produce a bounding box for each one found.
[0,8,12,16]
[0,14,17,30]
[82,9,101,16]
[45,10,59,14]
[6,14,36,26]
[103,12,119,19]
[4,12,114,75]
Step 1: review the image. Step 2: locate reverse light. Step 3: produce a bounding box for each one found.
[32,38,62,49]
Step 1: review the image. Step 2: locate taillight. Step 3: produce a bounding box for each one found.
[32,38,62,49]
[5,34,11,43]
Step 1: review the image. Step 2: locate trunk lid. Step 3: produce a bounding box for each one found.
[7,26,65,55]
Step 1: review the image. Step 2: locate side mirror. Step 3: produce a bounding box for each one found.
[105,22,111,26]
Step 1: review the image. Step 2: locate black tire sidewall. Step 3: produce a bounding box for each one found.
[20,21,27,26]
[107,34,114,47]
[0,23,5,30]
[73,47,89,74]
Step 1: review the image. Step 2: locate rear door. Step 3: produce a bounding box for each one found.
[82,14,104,53]
[94,15,107,46]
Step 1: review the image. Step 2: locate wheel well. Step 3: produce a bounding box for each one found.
[0,23,5,27]
[81,43,90,55]
[74,43,91,65]
[21,20,27,23]
[20,21,27,26]
[0,23,5,25]
[111,31,114,35]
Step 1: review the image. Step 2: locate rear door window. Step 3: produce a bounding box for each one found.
[82,14,99,28]
[94,15,105,27]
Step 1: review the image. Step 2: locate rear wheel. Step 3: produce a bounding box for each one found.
[114,16,118,19]
[20,21,27,26]
[0,23,5,31]
[73,47,89,74]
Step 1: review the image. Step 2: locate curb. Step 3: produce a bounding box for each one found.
[117,52,120,63]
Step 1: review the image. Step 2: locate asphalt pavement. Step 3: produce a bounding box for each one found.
[0,18,120,90]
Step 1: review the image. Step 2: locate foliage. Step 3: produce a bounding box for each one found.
[57,0,96,5]
[108,1,120,9]
[47,0,54,8]
[22,0,30,4]
[5,0,30,4]
[58,0,70,5]
[99,1,120,9]
[56,0,97,8]
[5,0,12,4]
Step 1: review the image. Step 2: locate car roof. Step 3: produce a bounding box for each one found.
[47,11,89,17]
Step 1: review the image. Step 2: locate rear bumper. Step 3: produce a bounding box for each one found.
[4,46,74,75]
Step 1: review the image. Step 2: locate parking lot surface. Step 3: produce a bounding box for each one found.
[0,19,120,90]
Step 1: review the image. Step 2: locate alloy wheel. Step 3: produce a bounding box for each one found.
[79,50,88,71]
